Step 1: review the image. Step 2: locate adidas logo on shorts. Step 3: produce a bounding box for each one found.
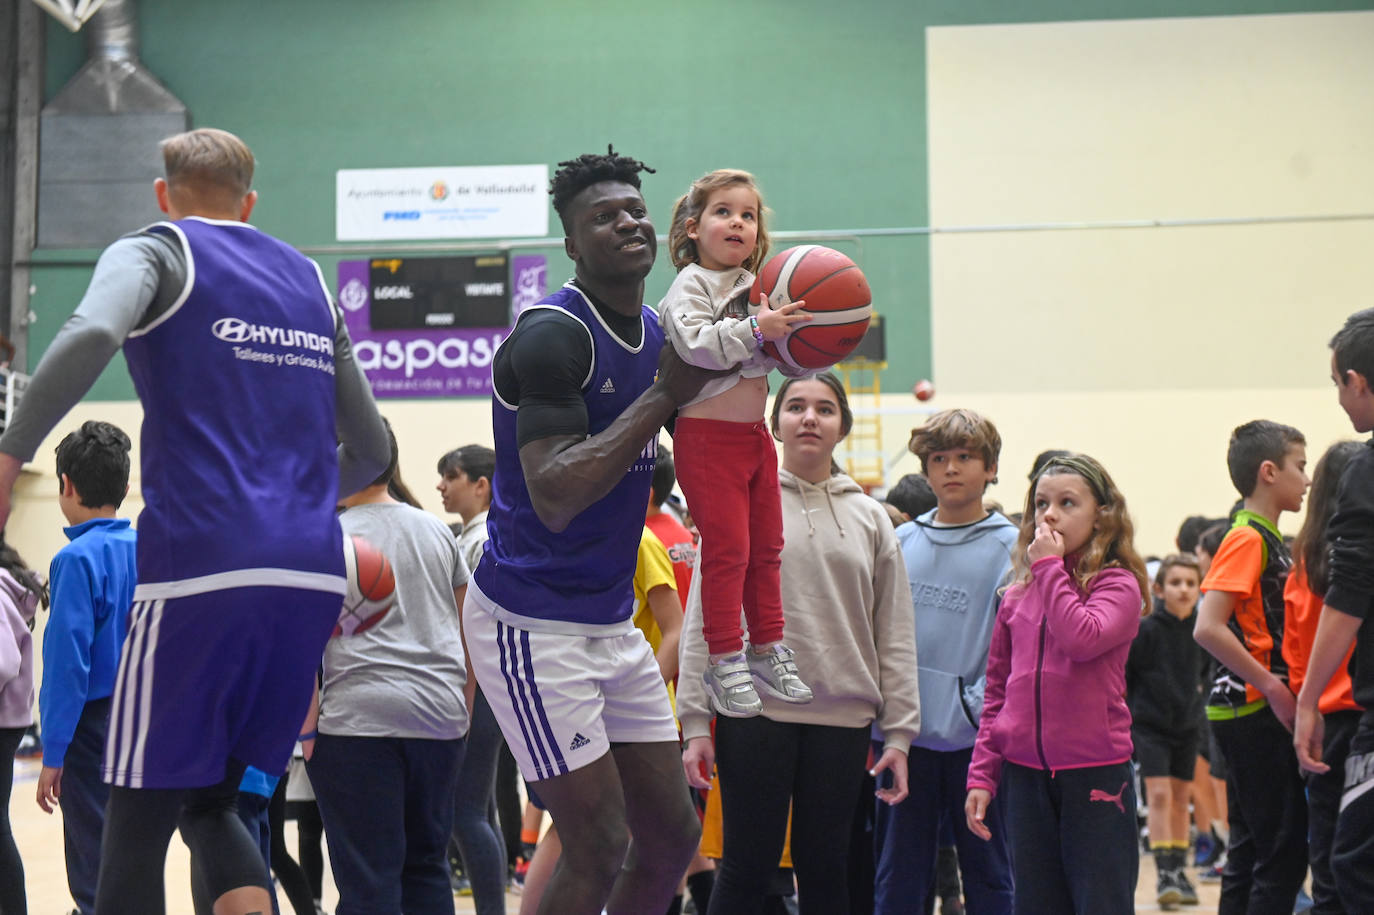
[569,732,591,751]
[599,378,616,394]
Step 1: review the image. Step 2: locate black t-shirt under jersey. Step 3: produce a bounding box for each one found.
[492,281,647,448]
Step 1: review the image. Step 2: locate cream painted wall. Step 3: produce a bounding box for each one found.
[927,11,1374,393]
[916,11,1374,560]
[927,13,1374,225]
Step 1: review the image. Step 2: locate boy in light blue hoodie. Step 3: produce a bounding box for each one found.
[873,409,1016,915]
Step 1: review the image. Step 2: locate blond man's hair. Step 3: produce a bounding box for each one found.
[666,169,770,273]
[160,128,255,199]
[908,408,1001,483]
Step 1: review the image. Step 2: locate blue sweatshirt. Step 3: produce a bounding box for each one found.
[898,509,1018,751]
[40,517,137,768]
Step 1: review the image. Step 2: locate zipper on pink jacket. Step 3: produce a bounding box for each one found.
[1034,617,1050,770]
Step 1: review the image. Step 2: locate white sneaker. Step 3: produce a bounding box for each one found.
[703,653,763,717]
[748,643,813,704]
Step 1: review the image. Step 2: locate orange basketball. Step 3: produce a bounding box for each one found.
[335,534,397,637]
[750,245,873,371]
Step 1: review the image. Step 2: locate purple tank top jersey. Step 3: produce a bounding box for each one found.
[476,284,662,627]
[122,218,343,588]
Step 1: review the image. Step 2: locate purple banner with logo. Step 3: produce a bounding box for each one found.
[336,256,546,398]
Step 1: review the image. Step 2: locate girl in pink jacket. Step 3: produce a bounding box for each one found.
[965,453,1147,914]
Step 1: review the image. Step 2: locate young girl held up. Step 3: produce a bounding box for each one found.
[659,169,814,717]
[964,453,1148,915]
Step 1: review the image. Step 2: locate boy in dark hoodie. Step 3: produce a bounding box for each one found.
[1127,553,1207,908]
[873,408,1016,915]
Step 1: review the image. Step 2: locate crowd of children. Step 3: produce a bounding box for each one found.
[8,136,1374,915]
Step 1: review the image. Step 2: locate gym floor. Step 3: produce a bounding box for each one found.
[11,753,1226,913]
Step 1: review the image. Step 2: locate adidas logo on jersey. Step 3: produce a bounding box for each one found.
[599,378,616,394]
[569,732,591,751]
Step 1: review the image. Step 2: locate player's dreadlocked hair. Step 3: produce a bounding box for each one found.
[549,146,655,232]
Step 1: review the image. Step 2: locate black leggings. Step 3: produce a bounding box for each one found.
[0,727,27,915]
[709,715,870,915]
[289,799,326,900]
[269,776,316,915]
[97,763,270,915]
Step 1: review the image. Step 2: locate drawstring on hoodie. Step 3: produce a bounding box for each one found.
[824,485,845,538]
[796,478,846,537]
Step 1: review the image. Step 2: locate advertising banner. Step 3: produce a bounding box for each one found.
[336,165,548,241]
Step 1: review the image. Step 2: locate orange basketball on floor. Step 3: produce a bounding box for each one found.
[750,245,873,371]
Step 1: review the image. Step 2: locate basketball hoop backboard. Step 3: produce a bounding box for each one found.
[29,0,108,32]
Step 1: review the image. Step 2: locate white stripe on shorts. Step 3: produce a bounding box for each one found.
[106,599,164,789]
[105,599,140,785]
[497,622,569,780]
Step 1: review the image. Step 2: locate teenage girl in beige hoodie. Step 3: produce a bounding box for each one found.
[679,372,922,914]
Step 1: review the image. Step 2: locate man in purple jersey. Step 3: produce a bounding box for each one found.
[0,128,388,915]
[464,148,719,915]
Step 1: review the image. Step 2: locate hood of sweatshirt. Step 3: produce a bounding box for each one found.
[778,466,864,537]
[0,569,37,627]
[907,507,1019,546]
[1148,605,1197,630]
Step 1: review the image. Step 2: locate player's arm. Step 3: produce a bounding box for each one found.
[1194,589,1295,726]
[449,536,475,716]
[1295,606,1362,772]
[507,314,716,532]
[661,273,759,370]
[1034,561,1141,661]
[1283,572,1310,696]
[455,583,476,714]
[872,528,920,750]
[38,553,97,776]
[300,681,320,760]
[330,307,390,497]
[639,531,682,683]
[1297,465,1374,767]
[646,584,681,684]
[965,606,1012,837]
[0,237,166,527]
[677,573,715,789]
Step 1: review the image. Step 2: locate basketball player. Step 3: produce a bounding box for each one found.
[462,148,716,915]
[0,128,388,915]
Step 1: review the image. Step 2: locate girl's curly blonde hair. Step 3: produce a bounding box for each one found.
[666,169,770,273]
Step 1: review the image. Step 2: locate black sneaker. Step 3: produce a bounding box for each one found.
[1157,869,1183,908]
[1173,868,1199,906]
